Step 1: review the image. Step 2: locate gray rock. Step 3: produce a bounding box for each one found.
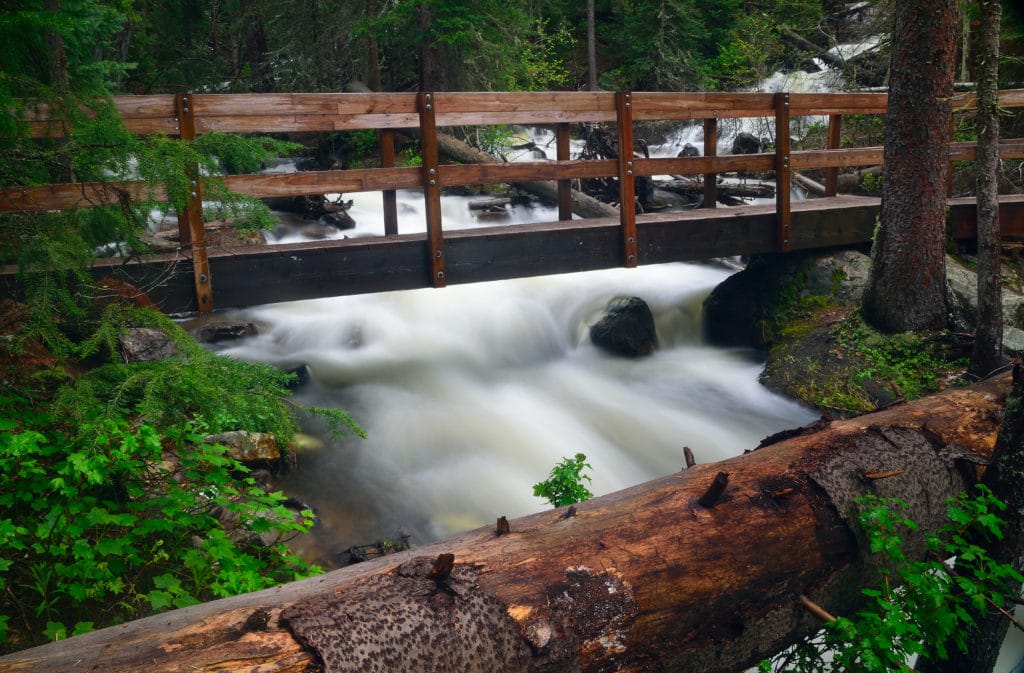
[590,296,658,357]
[118,327,179,363]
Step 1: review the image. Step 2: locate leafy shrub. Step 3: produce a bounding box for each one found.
[533,453,593,508]
[761,486,1023,672]
[0,393,320,652]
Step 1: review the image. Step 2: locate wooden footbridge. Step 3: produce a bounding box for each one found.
[4,89,1024,314]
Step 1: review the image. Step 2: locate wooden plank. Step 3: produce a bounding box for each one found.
[825,115,842,196]
[788,92,888,115]
[419,92,446,287]
[27,195,1024,315]
[949,193,1024,239]
[440,160,617,186]
[434,110,617,126]
[703,118,718,208]
[556,124,572,221]
[175,93,214,314]
[790,147,884,170]
[380,130,398,236]
[434,91,614,113]
[0,181,160,212]
[630,92,776,120]
[632,154,775,177]
[194,113,421,134]
[222,167,422,197]
[775,92,792,252]
[617,91,638,267]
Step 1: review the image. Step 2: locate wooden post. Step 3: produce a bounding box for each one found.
[774,92,793,252]
[379,130,398,236]
[174,93,214,313]
[615,91,638,268]
[418,92,446,287]
[702,117,718,208]
[556,123,573,221]
[825,114,842,197]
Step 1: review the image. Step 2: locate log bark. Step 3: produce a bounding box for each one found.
[0,374,1010,673]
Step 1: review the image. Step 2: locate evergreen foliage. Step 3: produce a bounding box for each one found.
[761,487,1024,672]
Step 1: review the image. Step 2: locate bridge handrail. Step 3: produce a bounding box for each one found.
[5,89,1024,311]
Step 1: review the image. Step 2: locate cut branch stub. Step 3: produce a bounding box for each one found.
[698,471,730,507]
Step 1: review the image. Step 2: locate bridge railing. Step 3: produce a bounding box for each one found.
[4,90,1024,311]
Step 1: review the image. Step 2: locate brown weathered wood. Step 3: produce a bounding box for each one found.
[775,92,792,251]
[379,130,399,236]
[633,154,775,177]
[418,92,445,287]
[616,91,638,267]
[440,160,617,185]
[825,114,842,196]
[0,374,1010,673]
[631,92,776,120]
[556,123,573,221]
[703,117,718,209]
[788,92,888,115]
[175,93,213,313]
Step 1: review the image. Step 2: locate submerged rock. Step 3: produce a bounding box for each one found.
[589,296,658,357]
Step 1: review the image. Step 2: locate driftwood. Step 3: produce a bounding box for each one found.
[0,373,1010,673]
[794,172,827,196]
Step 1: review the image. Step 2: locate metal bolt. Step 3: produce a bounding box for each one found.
[628,254,635,262]
[190,191,197,198]
[429,179,436,186]
[183,107,189,114]
[628,236,634,244]
[627,161,633,167]
[201,294,208,303]
[425,103,432,110]
[437,271,444,279]
[425,93,432,100]
[429,168,436,175]
[625,102,631,108]
[191,180,197,187]
[627,170,633,175]
[199,274,208,283]
[434,250,442,258]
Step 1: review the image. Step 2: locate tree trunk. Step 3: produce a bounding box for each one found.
[921,6,1012,672]
[969,0,1004,380]
[862,0,958,332]
[586,0,598,91]
[0,375,1010,673]
[417,3,439,92]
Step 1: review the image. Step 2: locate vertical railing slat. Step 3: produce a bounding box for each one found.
[702,117,718,208]
[418,92,446,287]
[616,91,638,268]
[774,92,793,252]
[556,123,572,221]
[380,129,398,236]
[175,93,214,312]
[825,114,842,197]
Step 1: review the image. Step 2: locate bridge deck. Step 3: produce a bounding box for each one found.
[4,193,1018,315]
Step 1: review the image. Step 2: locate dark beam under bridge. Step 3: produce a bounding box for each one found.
[4,195,1024,315]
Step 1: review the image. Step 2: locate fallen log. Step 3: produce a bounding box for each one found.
[0,374,1010,673]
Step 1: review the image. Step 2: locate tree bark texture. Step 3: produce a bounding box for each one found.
[969,0,1004,380]
[862,0,959,332]
[586,0,598,91]
[0,374,1010,673]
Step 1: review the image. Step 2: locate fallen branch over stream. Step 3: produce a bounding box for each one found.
[0,374,1010,673]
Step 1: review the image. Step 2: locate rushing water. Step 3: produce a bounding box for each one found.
[211,187,817,566]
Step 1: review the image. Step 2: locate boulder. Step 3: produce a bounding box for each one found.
[191,320,257,344]
[118,327,179,363]
[678,143,700,158]
[730,132,763,155]
[589,296,658,357]
[205,430,282,464]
